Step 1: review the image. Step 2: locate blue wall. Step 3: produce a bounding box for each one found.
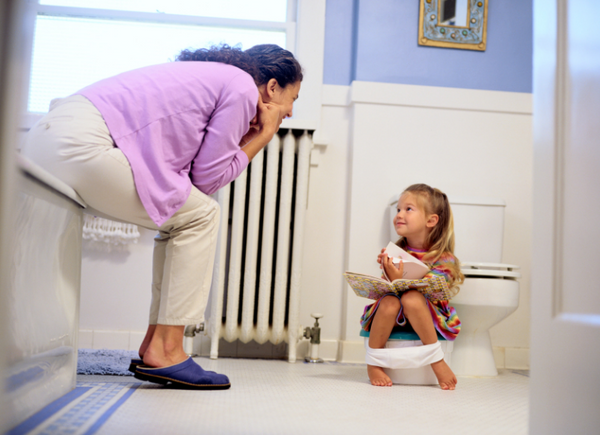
[323,0,532,93]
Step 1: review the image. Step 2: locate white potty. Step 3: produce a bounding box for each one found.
[361,330,453,385]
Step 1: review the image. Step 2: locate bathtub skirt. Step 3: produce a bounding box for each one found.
[21,95,219,326]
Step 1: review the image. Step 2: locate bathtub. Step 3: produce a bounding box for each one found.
[4,155,85,428]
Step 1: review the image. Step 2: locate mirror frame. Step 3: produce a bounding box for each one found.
[418,0,488,51]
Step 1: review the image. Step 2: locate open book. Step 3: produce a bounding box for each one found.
[382,242,429,280]
[344,242,451,302]
[343,272,452,302]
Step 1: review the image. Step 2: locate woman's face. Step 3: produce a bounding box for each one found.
[260,80,301,123]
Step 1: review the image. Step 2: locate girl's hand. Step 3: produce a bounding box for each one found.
[376,248,387,265]
[381,255,404,282]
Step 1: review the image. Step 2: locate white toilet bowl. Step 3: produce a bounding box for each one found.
[450,262,520,376]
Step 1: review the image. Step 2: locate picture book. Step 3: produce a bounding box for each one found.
[382,242,429,280]
[343,271,452,302]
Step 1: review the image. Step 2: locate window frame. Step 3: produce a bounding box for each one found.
[23,0,324,129]
[35,2,296,46]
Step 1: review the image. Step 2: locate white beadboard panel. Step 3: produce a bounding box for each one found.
[493,346,506,369]
[78,330,94,349]
[338,340,367,364]
[128,331,146,352]
[505,347,530,370]
[92,331,130,350]
[321,84,351,107]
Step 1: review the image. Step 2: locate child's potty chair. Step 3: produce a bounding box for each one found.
[361,329,453,385]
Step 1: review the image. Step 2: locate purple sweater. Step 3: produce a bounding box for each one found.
[77,61,258,226]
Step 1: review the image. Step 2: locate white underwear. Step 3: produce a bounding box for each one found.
[365,340,444,369]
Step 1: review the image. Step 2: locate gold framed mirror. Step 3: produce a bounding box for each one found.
[418,0,488,51]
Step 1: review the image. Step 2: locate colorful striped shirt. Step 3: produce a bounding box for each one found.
[360,246,461,340]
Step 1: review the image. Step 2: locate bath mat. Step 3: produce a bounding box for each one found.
[77,349,138,376]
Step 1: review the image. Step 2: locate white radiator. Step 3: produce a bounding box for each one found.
[208,128,313,363]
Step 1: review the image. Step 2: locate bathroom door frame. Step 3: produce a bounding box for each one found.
[530,0,600,433]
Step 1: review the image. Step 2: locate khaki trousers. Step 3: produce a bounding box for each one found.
[21,95,220,325]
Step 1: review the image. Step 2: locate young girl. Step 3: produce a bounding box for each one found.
[361,183,464,390]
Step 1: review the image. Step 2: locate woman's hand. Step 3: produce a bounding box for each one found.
[240,95,281,147]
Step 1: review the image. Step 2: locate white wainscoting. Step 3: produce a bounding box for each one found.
[315,82,533,369]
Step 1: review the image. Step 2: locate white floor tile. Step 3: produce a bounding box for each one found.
[94,358,528,435]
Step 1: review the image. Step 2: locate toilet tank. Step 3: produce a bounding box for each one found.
[388,195,506,264]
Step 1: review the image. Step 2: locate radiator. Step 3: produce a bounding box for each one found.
[208,128,313,363]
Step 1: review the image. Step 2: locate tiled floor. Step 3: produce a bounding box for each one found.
[12,358,529,435]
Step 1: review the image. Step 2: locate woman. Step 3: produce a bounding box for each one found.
[21,44,303,390]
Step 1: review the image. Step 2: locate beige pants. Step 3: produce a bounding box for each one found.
[21,95,220,325]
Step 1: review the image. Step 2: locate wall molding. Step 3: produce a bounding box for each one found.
[322,82,533,115]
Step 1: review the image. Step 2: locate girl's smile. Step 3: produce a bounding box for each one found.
[393,192,438,249]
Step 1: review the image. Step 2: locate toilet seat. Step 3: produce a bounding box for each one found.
[461,262,521,279]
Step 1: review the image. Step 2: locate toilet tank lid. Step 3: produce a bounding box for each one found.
[461,262,521,278]
[448,196,506,207]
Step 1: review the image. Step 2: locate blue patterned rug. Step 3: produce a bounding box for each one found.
[77,349,138,376]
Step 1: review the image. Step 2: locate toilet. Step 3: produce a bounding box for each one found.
[446,196,520,376]
[379,195,520,379]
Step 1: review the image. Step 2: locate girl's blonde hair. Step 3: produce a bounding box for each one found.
[397,183,464,292]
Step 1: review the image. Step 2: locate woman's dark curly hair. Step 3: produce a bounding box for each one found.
[176,43,303,88]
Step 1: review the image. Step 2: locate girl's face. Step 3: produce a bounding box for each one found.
[393,193,437,247]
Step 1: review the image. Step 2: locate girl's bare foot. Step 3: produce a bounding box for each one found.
[431,359,457,390]
[367,365,393,387]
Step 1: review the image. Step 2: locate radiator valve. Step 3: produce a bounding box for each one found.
[303,313,324,363]
[184,323,205,357]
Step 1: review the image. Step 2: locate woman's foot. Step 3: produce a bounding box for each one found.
[142,346,188,369]
[367,365,393,387]
[140,324,188,368]
[431,359,457,390]
[138,324,157,361]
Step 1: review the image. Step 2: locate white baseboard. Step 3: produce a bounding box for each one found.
[338,339,531,370]
[78,330,530,370]
[338,340,366,364]
[78,329,145,352]
[493,346,530,370]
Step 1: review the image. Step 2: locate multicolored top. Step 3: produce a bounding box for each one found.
[360,246,461,340]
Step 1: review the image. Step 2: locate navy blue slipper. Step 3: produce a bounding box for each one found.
[134,358,231,390]
[128,358,143,374]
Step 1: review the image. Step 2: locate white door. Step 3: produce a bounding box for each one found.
[530,1,600,434]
